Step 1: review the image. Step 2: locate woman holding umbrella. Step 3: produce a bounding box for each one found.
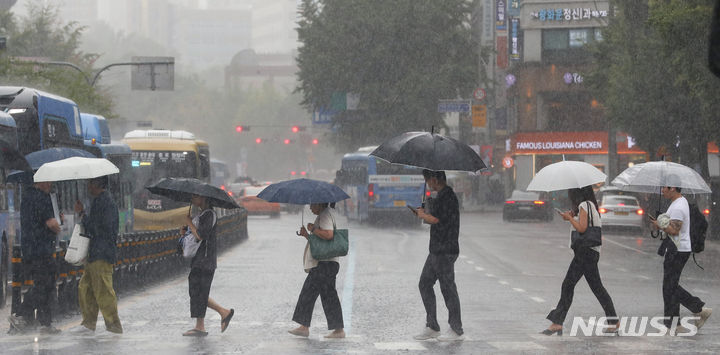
[182,194,234,337]
[542,185,619,335]
[288,202,345,339]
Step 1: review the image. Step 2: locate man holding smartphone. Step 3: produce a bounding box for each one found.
[412,169,464,341]
[651,184,712,334]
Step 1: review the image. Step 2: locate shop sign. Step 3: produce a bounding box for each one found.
[531,8,608,22]
[502,156,514,168]
[496,0,507,31]
[564,72,584,84]
[511,131,647,155]
[510,18,521,61]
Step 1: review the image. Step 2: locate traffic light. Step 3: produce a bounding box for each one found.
[312,138,319,145]
[291,125,306,133]
[255,138,263,144]
[283,138,291,145]
[235,125,250,133]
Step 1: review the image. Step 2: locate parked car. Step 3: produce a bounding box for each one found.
[599,194,644,230]
[503,190,553,222]
[237,185,281,218]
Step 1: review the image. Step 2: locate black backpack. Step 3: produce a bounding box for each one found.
[689,203,708,253]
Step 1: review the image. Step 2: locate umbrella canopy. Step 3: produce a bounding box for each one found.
[146,177,241,209]
[370,131,487,172]
[612,161,711,194]
[33,157,119,182]
[0,139,31,172]
[25,147,95,170]
[257,178,350,204]
[527,160,607,192]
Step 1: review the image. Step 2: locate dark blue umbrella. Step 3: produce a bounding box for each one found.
[7,148,95,184]
[26,147,95,170]
[257,178,350,204]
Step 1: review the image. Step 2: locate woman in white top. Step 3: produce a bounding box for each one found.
[542,185,618,336]
[288,203,345,339]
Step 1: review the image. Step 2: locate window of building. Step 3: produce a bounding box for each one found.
[542,27,602,63]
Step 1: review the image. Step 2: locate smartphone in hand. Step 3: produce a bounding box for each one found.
[407,205,418,215]
[554,208,564,214]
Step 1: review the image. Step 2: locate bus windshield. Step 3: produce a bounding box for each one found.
[131,150,198,188]
[375,159,423,175]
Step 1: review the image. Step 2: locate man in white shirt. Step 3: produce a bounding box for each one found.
[651,185,712,334]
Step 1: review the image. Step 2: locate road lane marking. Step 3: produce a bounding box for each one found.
[530,296,545,303]
[637,275,651,280]
[342,233,357,333]
[485,273,496,278]
[375,342,427,351]
[475,266,485,271]
[601,236,649,255]
[513,288,526,293]
[498,280,509,285]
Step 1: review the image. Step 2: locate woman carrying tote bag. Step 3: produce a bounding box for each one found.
[541,185,619,336]
[288,202,345,339]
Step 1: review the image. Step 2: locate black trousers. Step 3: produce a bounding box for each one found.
[419,253,463,335]
[18,257,56,327]
[547,247,617,325]
[663,250,705,327]
[292,261,344,330]
[188,268,215,318]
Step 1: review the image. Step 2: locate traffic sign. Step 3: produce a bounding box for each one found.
[472,105,487,127]
[502,156,514,168]
[473,88,486,101]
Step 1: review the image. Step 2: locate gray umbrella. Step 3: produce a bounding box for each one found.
[370,131,487,172]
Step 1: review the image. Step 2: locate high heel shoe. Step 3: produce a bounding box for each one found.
[540,328,563,336]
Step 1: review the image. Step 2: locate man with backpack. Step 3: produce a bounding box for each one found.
[651,185,712,334]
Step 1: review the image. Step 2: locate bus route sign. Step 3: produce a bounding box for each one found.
[437,100,471,113]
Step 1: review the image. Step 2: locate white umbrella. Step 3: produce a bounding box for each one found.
[526,160,607,192]
[612,161,711,194]
[33,157,119,182]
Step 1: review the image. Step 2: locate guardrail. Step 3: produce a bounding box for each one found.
[8,208,248,326]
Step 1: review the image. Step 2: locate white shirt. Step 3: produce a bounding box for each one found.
[569,201,602,253]
[665,196,692,252]
[303,208,339,272]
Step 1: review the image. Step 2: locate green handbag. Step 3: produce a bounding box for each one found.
[308,216,349,259]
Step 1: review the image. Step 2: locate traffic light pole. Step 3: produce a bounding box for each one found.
[9,59,174,87]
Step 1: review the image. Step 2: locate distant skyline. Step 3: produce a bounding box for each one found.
[10,0,300,70]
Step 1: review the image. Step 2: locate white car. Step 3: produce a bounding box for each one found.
[599,195,644,230]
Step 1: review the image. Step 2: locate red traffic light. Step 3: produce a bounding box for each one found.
[284,139,291,145]
[291,171,297,176]
[300,171,307,176]
[255,138,262,144]
[291,126,299,133]
[235,125,250,133]
[312,138,319,145]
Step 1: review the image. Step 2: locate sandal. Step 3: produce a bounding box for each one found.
[221,309,234,333]
[183,328,208,337]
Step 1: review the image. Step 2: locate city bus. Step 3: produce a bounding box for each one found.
[80,113,111,145]
[0,86,84,155]
[123,130,211,230]
[210,158,231,190]
[335,146,425,223]
[0,111,20,307]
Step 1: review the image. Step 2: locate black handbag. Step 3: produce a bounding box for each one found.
[571,201,602,249]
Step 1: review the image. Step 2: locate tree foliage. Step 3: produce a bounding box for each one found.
[0,2,113,117]
[296,0,479,150]
[588,0,720,176]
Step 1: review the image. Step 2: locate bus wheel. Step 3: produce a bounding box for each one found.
[0,239,7,308]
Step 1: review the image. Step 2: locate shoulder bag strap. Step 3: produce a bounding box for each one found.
[586,201,594,227]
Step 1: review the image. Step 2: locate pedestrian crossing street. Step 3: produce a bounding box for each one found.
[2,319,719,354]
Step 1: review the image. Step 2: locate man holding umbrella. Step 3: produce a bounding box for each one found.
[73,176,123,334]
[651,182,712,334]
[413,169,464,342]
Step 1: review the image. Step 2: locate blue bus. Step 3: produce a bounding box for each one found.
[80,113,111,145]
[82,142,134,233]
[0,86,84,155]
[0,111,20,307]
[336,146,425,223]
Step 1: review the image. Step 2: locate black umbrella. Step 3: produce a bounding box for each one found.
[146,178,241,209]
[0,139,31,172]
[370,131,487,172]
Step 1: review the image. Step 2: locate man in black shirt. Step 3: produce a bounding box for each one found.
[73,176,123,334]
[413,170,464,341]
[9,181,62,334]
